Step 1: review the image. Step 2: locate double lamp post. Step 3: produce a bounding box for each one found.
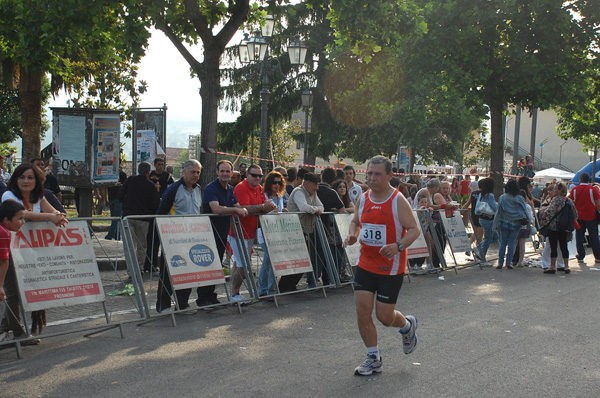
[238,15,312,170]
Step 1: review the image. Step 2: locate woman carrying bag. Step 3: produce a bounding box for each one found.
[539,182,577,274]
[474,178,498,266]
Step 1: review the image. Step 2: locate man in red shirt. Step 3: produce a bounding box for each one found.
[228,165,276,303]
[568,172,600,263]
[460,176,470,196]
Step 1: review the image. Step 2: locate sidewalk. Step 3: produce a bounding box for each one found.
[1,252,599,397]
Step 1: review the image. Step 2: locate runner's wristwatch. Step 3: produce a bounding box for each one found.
[396,242,405,252]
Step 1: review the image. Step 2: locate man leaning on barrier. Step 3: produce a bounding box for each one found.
[278,172,325,292]
[344,155,420,376]
[228,164,276,304]
[155,159,203,313]
[199,160,248,307]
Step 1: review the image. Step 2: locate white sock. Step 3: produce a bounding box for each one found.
[399,318,411,333]
[367,346,380,360]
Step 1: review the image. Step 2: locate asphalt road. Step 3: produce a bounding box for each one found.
[1,261,599,398]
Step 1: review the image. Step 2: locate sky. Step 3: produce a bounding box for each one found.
[40,28,241,151]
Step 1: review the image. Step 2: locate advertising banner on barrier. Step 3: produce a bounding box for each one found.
[10,221,105,312]
[334,213,360,266]
[259,214,313,276]
[441,211,471,253]
[407,211,430,259]
[156,216,225,289]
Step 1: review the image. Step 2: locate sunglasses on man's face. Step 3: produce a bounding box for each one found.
[250,173,263,178]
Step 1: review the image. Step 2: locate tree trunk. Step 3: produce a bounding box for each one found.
[489,103,505,198]
[20,66,43,163]
[198,52,220,187]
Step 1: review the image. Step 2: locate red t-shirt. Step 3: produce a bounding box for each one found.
[0,224,11,260]
[460,180,470,195]
[569,183,600,221]
[229,179,264,239]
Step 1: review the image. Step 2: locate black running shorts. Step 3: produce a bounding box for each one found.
[354,267,404,304]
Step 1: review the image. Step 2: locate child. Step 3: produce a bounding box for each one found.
[0,200,36,344]
[409,195,434,271]
[0,200,25,301]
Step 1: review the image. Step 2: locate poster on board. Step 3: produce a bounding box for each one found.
[260,214,313,276]
[10,221,105,312]
[155,216,225,290]
[55,114,86,175]
[136,130,156,165]
[92,115,120,183]
[407,210,430,259]
[334,213,360,266]
[440,211,471,253]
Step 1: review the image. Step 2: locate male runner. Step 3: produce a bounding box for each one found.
[345,155,420,376]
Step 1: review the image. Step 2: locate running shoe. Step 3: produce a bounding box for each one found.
[231,294,250,304]
[354,355,383,376]
[400,315,418,354]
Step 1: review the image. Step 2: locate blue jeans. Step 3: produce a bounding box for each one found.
[478,218,498,259]
[105,200,122,240]
[576,218,600,260]
[498,225,520,268]
[258,242,277,296]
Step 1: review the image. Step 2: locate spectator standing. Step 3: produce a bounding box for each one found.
[568,172,600,264]
[286,167,298,195]
[493,179,530,270]
[105,165,127,240]
[200,160,248,307]
[119,162,160,283]
[473,178,498,265]
[257,171,287,297]
[228,165,276,303]
[344,166,365,204]
[540,182,577,274]
[150,157,175,197]
[278,173,324,292]
[332,179,355,213]
[155,159,203,313]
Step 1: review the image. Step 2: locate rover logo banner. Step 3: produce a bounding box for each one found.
[155,216,225,290]
[10,221,105,312]
[259,214,313,276]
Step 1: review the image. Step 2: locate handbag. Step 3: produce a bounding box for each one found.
[475,193,495,217]
[539,203,567,237]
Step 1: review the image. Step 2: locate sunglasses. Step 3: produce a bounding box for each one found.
[250,173,263,178]
[280,174,288,177]
[273,181,283,185]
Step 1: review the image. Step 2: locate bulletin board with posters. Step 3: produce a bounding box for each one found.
[51,107,122,188]
[155,216,225,290]
[10,221,105,312]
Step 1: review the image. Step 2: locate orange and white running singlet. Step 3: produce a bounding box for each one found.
[357,189,407,275]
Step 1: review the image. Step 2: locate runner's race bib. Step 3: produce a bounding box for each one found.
[360,223,386,246]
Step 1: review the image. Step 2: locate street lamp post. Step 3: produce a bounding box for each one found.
[301,89,314,165]
[238,17,308,170]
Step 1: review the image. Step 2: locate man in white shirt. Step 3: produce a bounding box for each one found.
[344,166,366,204]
